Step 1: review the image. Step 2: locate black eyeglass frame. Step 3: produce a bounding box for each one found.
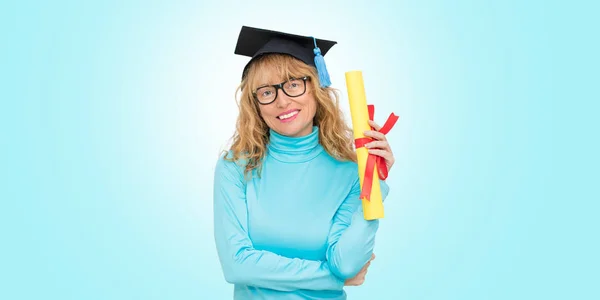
[252,76,311,105]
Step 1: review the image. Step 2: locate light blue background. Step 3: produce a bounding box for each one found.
[2,0,597,299]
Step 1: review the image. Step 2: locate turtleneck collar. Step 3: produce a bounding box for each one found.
[267,126,324,163]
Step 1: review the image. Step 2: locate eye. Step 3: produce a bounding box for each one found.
[286,79,302,89]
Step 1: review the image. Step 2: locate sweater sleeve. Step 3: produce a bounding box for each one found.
[325,177,390,279]
[213,156,345,292]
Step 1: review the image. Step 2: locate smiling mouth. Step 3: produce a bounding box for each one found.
[277,109,300,120]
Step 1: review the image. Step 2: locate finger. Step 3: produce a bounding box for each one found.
[361,262,371,271]
[367,149,394,163]
[364,130,387,141]
[365,141,391,152]
[368,119,382,131]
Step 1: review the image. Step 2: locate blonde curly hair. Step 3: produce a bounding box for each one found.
[224,54,356,177]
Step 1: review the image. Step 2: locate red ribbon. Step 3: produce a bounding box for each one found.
[354,105,399,201]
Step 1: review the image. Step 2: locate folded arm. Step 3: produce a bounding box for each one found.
[213,156,344,292]
[326,177,390,279]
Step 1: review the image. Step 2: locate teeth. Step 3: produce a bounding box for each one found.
[279,111,298,120]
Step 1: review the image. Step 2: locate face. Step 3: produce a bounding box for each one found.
[255,74,317,137]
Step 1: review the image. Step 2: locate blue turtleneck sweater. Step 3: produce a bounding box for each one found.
[213,126,389,299]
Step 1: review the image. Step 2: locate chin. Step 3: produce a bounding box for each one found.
[277,123,311,137]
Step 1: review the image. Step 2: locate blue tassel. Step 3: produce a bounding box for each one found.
[312,37,331,88]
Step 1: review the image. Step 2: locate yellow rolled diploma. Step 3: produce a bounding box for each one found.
[345,70,384,220]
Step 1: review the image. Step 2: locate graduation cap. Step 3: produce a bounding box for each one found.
[234,26,337,87]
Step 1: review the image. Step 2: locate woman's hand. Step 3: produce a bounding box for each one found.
[344,254,376,286]
[364,120,395,173]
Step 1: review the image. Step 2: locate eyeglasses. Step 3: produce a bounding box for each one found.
[253,76,310,105]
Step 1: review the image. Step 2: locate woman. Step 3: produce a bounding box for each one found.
[213,26,396,299]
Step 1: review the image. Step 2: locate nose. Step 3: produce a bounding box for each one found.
[275,89,292,108]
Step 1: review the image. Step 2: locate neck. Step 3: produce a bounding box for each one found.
[267,126,323,163]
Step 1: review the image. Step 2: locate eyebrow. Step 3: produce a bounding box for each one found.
[254,73,299,90]
[255,78,282,90]
[256,82,271,88]
[258,76,294,86]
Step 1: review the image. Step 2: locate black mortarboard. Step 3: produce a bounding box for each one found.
[234,26,337,87]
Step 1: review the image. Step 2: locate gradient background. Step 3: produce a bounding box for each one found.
[2,0,597,299]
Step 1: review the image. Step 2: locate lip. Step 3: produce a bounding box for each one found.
[278,109,300,118]
[277,109,300,123]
